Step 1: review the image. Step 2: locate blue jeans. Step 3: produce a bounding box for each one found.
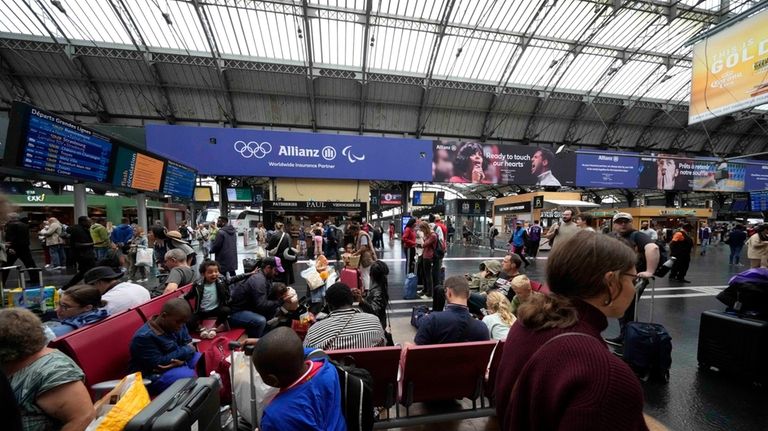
[729,244,743,264]
[49,244,66,267]
[94,247,109,261]
[228,310,267,338]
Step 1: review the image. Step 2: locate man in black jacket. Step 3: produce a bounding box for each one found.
[210,216,237,277]
[62,216,96,290]
[228,257,297,337]
[3,213,39,286]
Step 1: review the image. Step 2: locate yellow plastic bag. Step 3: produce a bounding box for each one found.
[86,372,150,431]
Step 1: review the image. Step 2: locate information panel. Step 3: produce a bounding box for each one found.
[112,146,164,192]
[746,163,768,191]
[412,191,436,206]
[162,160,197,198]
[226,187,253,203]
[750,191,768,211]
[575,153,639,188]
[14,105,112,182]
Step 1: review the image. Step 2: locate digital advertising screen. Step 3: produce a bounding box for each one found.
[689,9,768,124]
[380,191,404,206]
[112,146,164,192]
[432,141,575,186]
[746,163,768,191]
[692,161,745,192]
[5,102,113,183]
[161,160,197,198]
[636,154,714,191]
[575,153,639,188]
[193,186,214,202]
[412,191,436,206]
[750,191,768,212]
[226,187,253,203]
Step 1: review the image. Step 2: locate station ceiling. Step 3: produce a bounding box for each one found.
[0,0,766,161]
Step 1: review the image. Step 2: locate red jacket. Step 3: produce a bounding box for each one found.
[495,300,648,431]
[422,232,437,259]
[402,227,417,248]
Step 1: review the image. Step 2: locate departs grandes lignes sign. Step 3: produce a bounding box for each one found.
[145,125,433,181]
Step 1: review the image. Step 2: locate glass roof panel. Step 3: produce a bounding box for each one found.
[368,26,433,74]
[0,1,50,37]
[601,61,662,98]
[311,17,362,67]
[556,53,616,93]
[537,0,598,41]
[506,46,564,88]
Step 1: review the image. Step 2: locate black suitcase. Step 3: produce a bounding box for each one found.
[125,377,221,431]
[697,310,768,385]
[622,278,673,382]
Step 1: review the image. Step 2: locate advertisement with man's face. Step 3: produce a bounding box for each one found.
[432,140,575,186]
[637,154,700,191]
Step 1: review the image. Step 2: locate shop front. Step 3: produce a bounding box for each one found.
[261,200,368,241]
[588,207,714,237]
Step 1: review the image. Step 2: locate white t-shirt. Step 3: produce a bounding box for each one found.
[102,282,151,315]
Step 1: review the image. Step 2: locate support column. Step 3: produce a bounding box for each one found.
[218,178,229,216]
[73,183,87,219]
[401,182,412,234]
[136,193,148,233]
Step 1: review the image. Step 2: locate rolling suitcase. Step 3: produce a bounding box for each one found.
[125,377,221,431]
[340,267,361,290]
[697,310,768,385]
[622,278,672,382]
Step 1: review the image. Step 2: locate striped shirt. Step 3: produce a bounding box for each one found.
[303,308,385,351]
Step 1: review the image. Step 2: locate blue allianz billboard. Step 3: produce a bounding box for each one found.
[746,162,768,191]
[145,125,433,181]
[576,153,639,188]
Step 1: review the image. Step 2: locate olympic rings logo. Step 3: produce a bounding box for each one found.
[234,141,272,159]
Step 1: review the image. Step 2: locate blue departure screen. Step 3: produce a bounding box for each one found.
[21,109,112,182]
[750,191,768,211]
[162,160,197,198]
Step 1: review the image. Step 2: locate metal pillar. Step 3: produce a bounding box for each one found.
[73,184,87,219]
[136,193,148,233]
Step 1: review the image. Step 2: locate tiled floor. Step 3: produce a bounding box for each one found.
[16,237,768,431]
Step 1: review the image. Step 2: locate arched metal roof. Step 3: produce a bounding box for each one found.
[0,0,766,157]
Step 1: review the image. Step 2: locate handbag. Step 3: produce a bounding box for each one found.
[268,233,284,257]
[135,247,153,267]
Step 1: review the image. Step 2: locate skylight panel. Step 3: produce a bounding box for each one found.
[506,46,563,88]
[556,53,616,93]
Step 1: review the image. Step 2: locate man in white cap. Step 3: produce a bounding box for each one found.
[605,212,659,345]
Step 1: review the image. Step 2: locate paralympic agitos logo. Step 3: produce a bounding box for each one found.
[233,141,366,163]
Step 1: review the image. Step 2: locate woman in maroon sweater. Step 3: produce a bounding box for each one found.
[495,230,650,431]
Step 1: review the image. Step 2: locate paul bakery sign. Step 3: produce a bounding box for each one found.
[146,125,433,181]
[262,200,367,213]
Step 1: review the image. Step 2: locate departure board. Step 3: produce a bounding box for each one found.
[162,160,197,198]
[750,191,768,211]
[112,146,164,192]
[18,107,112,182]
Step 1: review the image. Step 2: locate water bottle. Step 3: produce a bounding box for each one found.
[209,370,222,387]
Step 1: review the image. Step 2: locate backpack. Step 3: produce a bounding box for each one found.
[528,225,541,242]
[180,227,190,239]
[434,228,445,260]
[307,350,374,431]
[629,231,669,277]
[491,227,499,237]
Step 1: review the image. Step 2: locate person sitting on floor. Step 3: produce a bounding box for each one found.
[129,298,200,395]
[252,327,346,431]
[48,284,109,337]
[84,266,150,315]
[414,275,490,345]
[303,282,385,350]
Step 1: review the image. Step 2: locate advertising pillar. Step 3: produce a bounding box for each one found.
[73,183,87,220]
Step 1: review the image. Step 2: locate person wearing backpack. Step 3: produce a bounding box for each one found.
[669,224,694,283]
[249,327,347,431]
[489,223,499,252]
[526,220,542,259]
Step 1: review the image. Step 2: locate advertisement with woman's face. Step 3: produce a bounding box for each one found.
[432,140,575,186]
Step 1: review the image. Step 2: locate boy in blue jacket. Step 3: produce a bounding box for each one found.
[252,327,346,431]
[129,298,201,394]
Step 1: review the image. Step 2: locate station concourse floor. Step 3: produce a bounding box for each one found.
[19,237,768,431]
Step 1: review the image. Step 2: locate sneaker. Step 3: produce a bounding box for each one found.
[604,336,624,346]
[140,278,149,282]
[127,279,134,283]
[680,279,692,283]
